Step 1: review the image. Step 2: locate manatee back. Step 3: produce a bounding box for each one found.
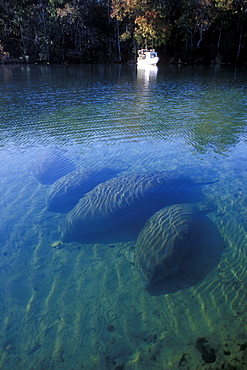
[46,166,121,213]
[135,203,200,284]
[61,171,201,243]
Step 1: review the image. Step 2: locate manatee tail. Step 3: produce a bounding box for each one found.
[196,201,218,215]
[175,165,219,185]
[195,178,219,186]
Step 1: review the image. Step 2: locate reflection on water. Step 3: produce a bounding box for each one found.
[1,64,246,153]
[137,65,158,84]
[0,65,247,369]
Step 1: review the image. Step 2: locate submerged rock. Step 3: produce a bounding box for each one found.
[46,166,123,213]
[135,203,200,285]
[51,241,64,249]
[195,337,216,364]
[61,170,211,243]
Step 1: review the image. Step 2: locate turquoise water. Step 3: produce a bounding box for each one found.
[0,64,247,369]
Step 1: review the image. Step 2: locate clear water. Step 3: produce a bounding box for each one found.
[0,64,247,369]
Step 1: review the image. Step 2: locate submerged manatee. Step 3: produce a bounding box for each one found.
[61,170,213,242]
[46,166,124,213]
[32,151,75,185]
[135,203,200,285]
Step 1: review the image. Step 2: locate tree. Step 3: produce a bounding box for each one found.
[111,0,170,49]
[0,0,247,63]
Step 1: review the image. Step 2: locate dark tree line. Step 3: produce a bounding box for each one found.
[0,0,247,64]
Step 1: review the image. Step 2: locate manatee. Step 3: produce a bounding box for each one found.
[135,203,200,285]
[46,166,124,213]
[61,170,213,243]
[32,150,75,185]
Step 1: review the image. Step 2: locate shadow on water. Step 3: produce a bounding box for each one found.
[146,214,226,296]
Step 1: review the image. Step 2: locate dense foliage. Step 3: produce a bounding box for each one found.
[0,0,247,64]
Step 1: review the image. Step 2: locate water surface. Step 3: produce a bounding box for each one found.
[0,64,247,369]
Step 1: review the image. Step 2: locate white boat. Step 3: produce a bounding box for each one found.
[137,49,160,66]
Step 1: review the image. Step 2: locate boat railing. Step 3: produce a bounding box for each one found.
[137,49,156,56]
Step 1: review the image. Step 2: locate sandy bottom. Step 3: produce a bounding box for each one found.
[0,150,247,370]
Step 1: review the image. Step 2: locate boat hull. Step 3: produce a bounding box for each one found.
[137,57,160,66]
